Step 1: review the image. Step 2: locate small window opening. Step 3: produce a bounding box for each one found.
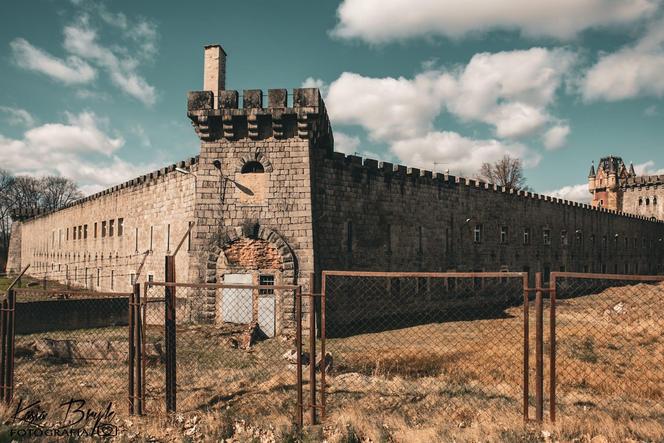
[241,161,264,173]
[259,274,275,295]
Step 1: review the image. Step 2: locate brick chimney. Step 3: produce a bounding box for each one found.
[203,44,226,108]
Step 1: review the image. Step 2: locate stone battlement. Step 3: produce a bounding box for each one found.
[622,174,664,189]
[322,151,664,224]
[18,156,200,223]
[187,87,332,143]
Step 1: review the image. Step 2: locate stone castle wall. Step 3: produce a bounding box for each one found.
[622,176,664,221]
[311,151,664,280]
[10,159,198,293]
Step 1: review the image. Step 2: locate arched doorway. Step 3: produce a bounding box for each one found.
[205,225,297,336]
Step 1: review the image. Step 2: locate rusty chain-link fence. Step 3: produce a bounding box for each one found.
[2,267,664,436]
[320,271,531,427]
[7,287,132,415]
[140,282,305,425]
[546,272,664,428]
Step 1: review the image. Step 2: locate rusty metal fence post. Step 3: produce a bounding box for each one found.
[165,255,177,413]
[549,274,557,423]
[1,289,16,404]
[129,283,144,415]
[295,287,304,429]
[522,273,530,422]
[308,277,317,426]
[535,272,544,422]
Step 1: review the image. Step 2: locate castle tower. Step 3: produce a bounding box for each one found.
[588,155,630,211]
[186,44,332,331]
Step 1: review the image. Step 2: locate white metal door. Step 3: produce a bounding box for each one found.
[222,274,253,324]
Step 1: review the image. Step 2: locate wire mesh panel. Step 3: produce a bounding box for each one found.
[550,273,664,436]
[144,283,302,424]
[12,289,131,417]
[322,271,527,427]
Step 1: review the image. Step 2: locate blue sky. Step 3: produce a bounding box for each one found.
[1,0,663,200]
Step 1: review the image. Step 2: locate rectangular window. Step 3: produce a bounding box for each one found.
[97,269,100,286]
[66,228,69,241]
[84,224,88,239]
[94,222,98,238]
[543,265,551,284]
[473,224,482,243]
[73,226,77,240]
[167,223,171,252]
[148,274,154,283]
[109,219,115,237]
[118,218,124,236]
[500,226,508,244]
[259,274,275,295]
[523,227,531,245]
[78,226,82,239]
[130,273,136,285]
[102,221,107,238]
[543,228,551,245]
[560,230,568,246]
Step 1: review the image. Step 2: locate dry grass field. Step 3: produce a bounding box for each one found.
[1,281,662,442]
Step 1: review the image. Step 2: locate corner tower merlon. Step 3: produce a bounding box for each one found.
[187,86,332,150]
[203,44,227,108]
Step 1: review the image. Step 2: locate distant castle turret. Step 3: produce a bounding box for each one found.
[589,155,664,220]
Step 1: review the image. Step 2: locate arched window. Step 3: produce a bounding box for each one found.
[646,198,650,206]
[638,197,643,206]
[653,196,658,205]
[241,161,264,173]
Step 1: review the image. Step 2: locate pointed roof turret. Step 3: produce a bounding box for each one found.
[629,162,636,176]
[588,161,596,178]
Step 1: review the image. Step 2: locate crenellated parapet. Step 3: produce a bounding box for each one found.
[622,174,664,189]
[186,87,333,149]
[320,151,664,224]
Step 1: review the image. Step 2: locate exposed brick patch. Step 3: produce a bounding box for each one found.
[206,226,297,284]
[223,238,282,270]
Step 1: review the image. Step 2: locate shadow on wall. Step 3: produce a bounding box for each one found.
[324,277,525,338]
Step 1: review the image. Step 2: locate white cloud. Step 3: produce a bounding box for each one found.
[0,111,155,194]
[542,124,570,150]
[391,131,539,177]
[0,106,36,127]
[334,131,361,154]
[332,0,657,43]
[10,4,158,107]
[301,77,329,95]
[326,48,574,142]
[9,38,96,85]
[327,72,443,140]
[545,183,592,203]
[23,111,123,155]
[63,21,157,106]
[634,160,664,175]
[582,18,664,101]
